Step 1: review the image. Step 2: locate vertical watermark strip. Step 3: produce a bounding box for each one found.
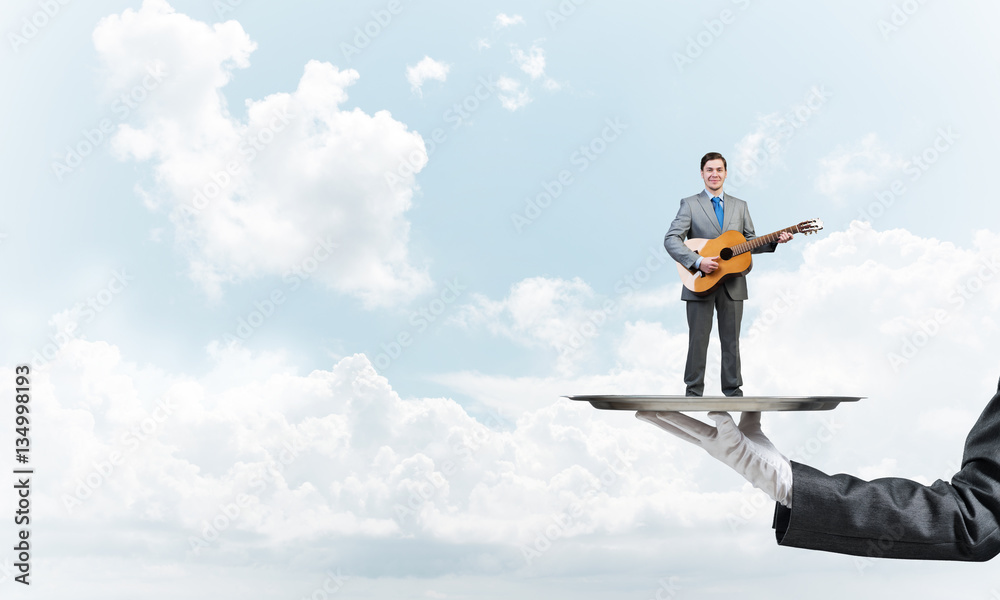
[13,365,32,585]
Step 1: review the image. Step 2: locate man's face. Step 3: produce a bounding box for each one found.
[701,159,726,194]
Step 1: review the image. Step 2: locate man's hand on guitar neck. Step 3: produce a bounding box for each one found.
[696,232,792,275]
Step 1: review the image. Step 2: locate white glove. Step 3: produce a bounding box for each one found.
[636,411,793,508]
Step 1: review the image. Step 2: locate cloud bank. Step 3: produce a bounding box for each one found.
[96,0,431,306]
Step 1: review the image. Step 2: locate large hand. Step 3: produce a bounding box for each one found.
[636,411,793,507]
[699,256,719,273]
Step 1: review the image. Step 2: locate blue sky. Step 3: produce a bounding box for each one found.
[3,0,1000,598]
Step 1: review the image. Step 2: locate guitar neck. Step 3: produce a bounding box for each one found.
[731,225,802,256]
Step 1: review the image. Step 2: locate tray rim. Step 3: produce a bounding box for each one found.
[565,395,864,412]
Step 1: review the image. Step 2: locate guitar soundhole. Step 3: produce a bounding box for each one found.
[719,247,733,261]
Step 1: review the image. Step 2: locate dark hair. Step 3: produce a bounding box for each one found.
[700,152,727,171]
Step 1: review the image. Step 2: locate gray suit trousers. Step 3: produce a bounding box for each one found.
[684,288,743,397]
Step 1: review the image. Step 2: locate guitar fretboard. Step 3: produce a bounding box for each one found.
[730,225,803,256]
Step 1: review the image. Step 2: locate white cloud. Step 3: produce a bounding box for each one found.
[95,0,431,306]
[512,45,546,79]
[452,277,616,374]
[473,41,560,109]
[505,45,562,100]
[27,223,1000,592]
[856,458,900,481]
[726,87,832,191]
[915,407,978,438]
[815,133,908,203]
[494,13,525,29]
[406,56,451,96]
[496,76,532,111]
[727,113,790,189]
[438,224,1000,489]
[32,335,739,581]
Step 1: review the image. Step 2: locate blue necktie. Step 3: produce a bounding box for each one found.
[711,196,724,229]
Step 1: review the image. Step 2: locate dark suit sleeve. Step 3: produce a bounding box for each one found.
[773,381,1000,561]
[664,199,701,270]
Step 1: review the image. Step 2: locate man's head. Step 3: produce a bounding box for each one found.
[700,152,727,195]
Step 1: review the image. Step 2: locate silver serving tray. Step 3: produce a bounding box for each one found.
[566,395,863,412]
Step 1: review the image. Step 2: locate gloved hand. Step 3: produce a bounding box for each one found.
[636,411,793,507]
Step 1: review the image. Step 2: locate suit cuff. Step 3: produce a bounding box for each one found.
[773,501,792,544]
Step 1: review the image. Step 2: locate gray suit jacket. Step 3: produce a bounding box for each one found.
[773,377,1000,561]
[663,191,776,301]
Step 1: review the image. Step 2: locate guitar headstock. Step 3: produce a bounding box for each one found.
[797,218,824,235]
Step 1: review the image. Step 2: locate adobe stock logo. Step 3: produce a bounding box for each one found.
[224,237,338,345]
[339,1,405,61]
[52,63,167,180]
[371,278,466,373]
[8,0,72,54]
[510,117,627,233]
[673,0,752,72]
[878,0,930,40]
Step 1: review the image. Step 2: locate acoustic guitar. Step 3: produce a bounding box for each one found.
[675,219,823,296]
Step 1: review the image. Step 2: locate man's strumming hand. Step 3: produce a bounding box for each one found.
[699,256,719,273]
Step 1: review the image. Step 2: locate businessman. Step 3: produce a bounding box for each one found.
[664,152,791,397]
[636,375,1000,560]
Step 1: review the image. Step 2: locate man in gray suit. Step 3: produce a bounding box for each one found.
[664,152,791,397]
